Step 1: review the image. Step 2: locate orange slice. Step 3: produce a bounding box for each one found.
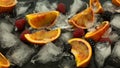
[25,28,61,44]
[85,21,110,41]
[112,0,120,6]
[0,52,10,68]
[68,38,92,67]
[26,11,60,29]
[89,0,104,14]
[0,0,17,13]
[68,7,94,29]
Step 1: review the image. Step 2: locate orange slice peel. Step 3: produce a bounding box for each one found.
[0,0,17,13]
[26,11,60,29]
[85,21,110,41]
[69,7,95,29]
[0,52,10,68]
[89,0,104,14]
[112,0,120,6]
[24,28,61,44]
[68,38,92,67]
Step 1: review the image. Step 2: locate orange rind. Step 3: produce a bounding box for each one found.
[68,38,92,67]
[85,21,110,41]
[89,0,104,14]
[25,28,61,44]
[0,52,10,68]
[0,0,17,13]
[69,7,95,29]
[26,11,60,29]
[112,0,120,6]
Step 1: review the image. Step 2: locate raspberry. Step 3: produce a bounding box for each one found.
[15,18,27,31]
[20,29,30,42]
[56,3,66,14]
[99,38,112,44]
[73,28,85,38]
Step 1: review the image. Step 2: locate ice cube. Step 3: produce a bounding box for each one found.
[58,52,76,68]
[109,32,119,42]
[68,0,88,18]
[104,40,120,67]
[95,42,111,68]
[60,32,73,42]
[103,1,117,13]
[111,15,120,29]
[52,14,72,29]
[6,42,35,67]
[0,20,13,32]
[0,31,19,48]
[34,0,57,12]
[31,42,63,64]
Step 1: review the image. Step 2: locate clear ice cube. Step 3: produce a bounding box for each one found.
[6,42,35,67]
[0,20,13,32]
[95,42,111,68]
[31,42,63,64]
[111,15,120,29]
[103,1,117,13]
[0,31,19,48]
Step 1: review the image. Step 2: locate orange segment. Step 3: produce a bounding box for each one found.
[0,0,17,13]
[89,0,103,14]
[0,52,10,68]
[26,11,60,29]
[112,0,120,6]
[85,21,110,41]
[68,38,92,67]
[69,7,94,29]
[25,28,61,44]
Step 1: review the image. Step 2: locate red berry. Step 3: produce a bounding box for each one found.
[20,29,30,42]
[15,18,26,31]
[73,28,85,38]
[99,38,112,44]
[56,3,66,14]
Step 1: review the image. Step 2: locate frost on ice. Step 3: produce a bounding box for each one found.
[95,42,111,68]
[31,42,63,64]
[6,42,35,67]
[0,31,19,49]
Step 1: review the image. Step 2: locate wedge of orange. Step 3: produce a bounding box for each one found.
[26,11,60,29]
[112,0,120,6]
[0,52,10,68]
[24,28,61,44]
[85,21,110,41]
[89,0,103,14]
[0,0,17,13]
[68,7,94,29]
[68,38,92,67]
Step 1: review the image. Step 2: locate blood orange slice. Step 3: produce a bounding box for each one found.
[68,38,92,67]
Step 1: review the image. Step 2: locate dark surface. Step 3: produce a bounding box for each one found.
[0,0,113,68]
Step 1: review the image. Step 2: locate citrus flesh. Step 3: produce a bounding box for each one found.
[112,0,120,6]
[25,28,61,44]
[69,7,94,29]
[0,0,17,13]
[26,11,60,29]
[85,21,110,41]
[89,0,103,14]
[68,38,92,67]
[0,52,10,68]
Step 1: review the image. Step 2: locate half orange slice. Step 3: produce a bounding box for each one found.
[112,0,120,6]
[0,52,10,68]
[89,0,103,14]
[85,21,110,41]
[69,7,94,29]
[0,0,17,13]
[25,28,61,44]
[26,11,60,29]
[68,38,92,67]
